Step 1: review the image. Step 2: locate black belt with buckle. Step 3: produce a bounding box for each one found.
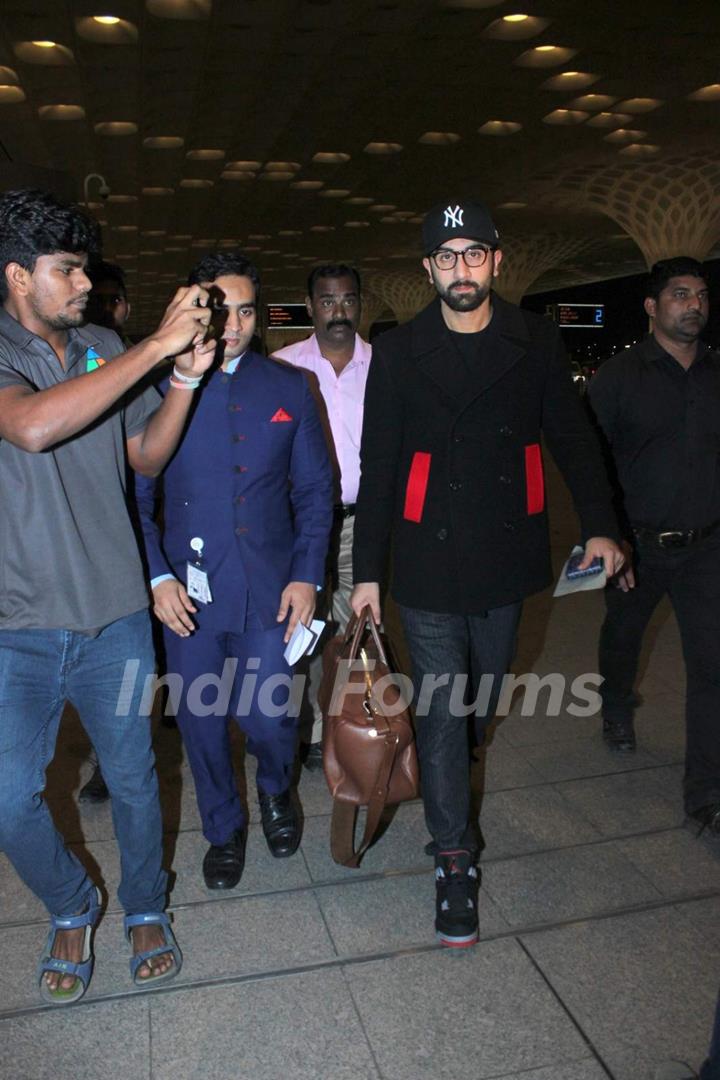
[631,520,720,549]
[334,503,356,519]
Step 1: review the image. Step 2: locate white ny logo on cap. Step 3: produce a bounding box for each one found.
[443,204,464,228]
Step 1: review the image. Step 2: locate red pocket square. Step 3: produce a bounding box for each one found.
[270,408,293,422]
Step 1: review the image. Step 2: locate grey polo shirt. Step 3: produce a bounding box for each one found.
[0,308,161,632]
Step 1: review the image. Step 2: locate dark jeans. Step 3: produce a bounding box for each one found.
[599,533,720,814]
[701,985,720,1079]
[398,601,522,851]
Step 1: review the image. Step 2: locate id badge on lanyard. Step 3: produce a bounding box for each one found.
[186,537,213,604]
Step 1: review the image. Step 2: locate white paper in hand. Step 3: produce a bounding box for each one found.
[283,619,326,665]
[553,545,607,598]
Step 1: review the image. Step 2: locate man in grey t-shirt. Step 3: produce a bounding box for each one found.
[0,188,214,1005]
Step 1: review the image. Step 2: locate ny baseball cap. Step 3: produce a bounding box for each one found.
[422,199,499,255]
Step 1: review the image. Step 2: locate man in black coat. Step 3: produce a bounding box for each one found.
[351,199,623,948]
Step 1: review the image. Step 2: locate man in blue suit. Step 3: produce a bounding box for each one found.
[136,252,333,889]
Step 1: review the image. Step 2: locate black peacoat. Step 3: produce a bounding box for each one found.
[353,293,619,614]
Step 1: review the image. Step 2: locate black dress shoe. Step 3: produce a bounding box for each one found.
[301,741,323,772]
[79,765,110,803]
[687,802,720,837]
[602,717,636,753]
[202,828,246,889]
[258,789,301,858]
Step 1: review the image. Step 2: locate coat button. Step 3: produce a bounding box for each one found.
[499,475,512,485]
[235,526,248,536]
[453,434,464,444]
[500,425,513,436]
[233,434,246,442]
[229,404,242,412]
[449,480,463,491]
[234,465,248,473]
[437,528,448,540]
[503,521,515,531]
[234,495,245,505]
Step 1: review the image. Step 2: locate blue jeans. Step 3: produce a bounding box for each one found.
[398,601,522,851]
[0,610,167,917]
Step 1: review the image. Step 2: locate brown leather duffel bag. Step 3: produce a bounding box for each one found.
[318,605,419,867]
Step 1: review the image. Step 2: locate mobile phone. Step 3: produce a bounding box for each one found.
[566,553,604,580]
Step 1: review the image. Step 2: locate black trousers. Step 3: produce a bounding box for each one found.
[398,601,522,851]
[599,533,720,814]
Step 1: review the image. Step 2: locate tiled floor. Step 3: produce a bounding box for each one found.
[2,458,718,1080]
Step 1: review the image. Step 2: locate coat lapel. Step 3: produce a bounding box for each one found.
[410,294,530,406]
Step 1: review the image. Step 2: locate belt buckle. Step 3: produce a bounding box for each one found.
[658,530,687,548]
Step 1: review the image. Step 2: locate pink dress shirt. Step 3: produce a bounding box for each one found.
[273,333,371,504]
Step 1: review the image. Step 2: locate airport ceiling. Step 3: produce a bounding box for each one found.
[0,0,719,329]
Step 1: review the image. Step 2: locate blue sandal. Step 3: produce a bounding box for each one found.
[124,911,182,987]
[38,886,102,1005]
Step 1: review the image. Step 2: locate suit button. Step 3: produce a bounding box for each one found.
[233,434,246,442]
[235,526,248,536]
[453,435,464,444]
[234,465,248,473]
[503,521,515,531]
[229,404,242,412]
[234,495,245,505]
[437,528,448,540]
[499,475,512,485]
[499,425,513,437]
[449,480,463,491]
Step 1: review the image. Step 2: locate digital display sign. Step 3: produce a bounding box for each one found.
[266,303,313,331]
[555,303,605,329]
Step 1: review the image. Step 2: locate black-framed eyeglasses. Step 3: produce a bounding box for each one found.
[430,245,494,270]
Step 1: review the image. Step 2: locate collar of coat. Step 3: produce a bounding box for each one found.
[408,291,531,403]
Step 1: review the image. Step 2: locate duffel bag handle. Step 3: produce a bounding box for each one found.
[343,604,389,667]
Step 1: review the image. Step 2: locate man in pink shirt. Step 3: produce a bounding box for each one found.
[273,263,371,766]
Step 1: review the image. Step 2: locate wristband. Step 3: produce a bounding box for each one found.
[172,366,200,384]
[169,375,199,391]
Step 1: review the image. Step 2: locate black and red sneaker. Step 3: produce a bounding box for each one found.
[434,849,479,948]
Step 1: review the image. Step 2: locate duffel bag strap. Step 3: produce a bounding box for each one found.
[330,727,399,867]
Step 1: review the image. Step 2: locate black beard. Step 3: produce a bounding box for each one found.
[438,280,490,312]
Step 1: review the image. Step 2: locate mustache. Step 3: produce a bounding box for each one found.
[327,318,353,330]
[449,280,479,290]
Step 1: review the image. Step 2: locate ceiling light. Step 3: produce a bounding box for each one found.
[616,97,662,112]
[310,225,335,232]
[143,136,184,149]
[76,15,138,42]
[0,66,20,84]
[542,71,598,90]
[484,14,550,39]
[319,188,351,198]
[498,201,527,209]
[370,204,397,212]
[112,224,138,232]
[603,128,647,144]
[312,151,351,164]
[568,94,617,110]
[107,194,138,203]
[516,45,577,68]
[260,171,295,181]
[38,104,85,121]
[226,160,262,170]
[141,230,166,236]
[542,109,589,125]
[186,149,225,160]
[15,41,74,65]
[141,186,174,195]
[0,86,25,103]
[619,143,660,157]
[688,84,720,101]
[418,131,461,145]
[345,196,374,205]
[248,234,271,240]
[344,221,370,228]
[478,120,522,135]
[164,246,186,252]
[170,235,192,241]
[139,250,161,256]
[290,180,324,190]
[265,161,301,172]
[180,178,214,188]
[364,141,403,154]
[146,0,212,19]
[586,111,632,128]
[221,171,255,180]
[94,121,138,136]
[278,230,302,236]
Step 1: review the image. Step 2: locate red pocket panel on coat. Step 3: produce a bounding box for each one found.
[403,451,431,523]
[524,443,545,515]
